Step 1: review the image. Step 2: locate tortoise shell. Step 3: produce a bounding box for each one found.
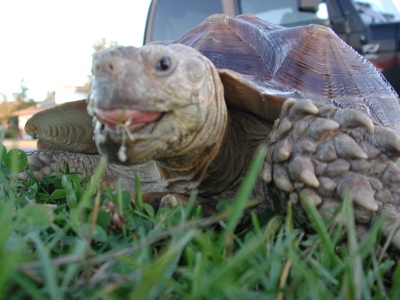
[26,14,400,153]
[159,14,400,131]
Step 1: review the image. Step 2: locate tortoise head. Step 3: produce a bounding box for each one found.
[89,44,227,165]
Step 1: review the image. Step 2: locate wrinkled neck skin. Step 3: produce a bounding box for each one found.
[153,79,228,193]
[198,109,270,197]
[150,107,270,198]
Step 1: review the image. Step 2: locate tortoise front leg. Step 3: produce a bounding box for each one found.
[263,98,400,248]
[19,150,137,192]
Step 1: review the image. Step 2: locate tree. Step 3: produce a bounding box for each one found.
[92,38,119,52]
[0,93,6,102]
[0,80,31,125]
[12,78,29,103]
[0,79,36,137]
[12,78,35,110]
[0,100,14,126]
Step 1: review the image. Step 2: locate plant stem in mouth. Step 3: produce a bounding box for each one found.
[116,106,128,131]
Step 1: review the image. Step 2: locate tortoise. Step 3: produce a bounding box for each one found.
[22,14,400,247]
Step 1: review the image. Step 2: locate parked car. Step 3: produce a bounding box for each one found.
[144,0,400,94]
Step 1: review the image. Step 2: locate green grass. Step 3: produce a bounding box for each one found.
[0,143,399,299]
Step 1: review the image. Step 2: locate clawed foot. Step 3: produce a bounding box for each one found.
[134,192,220,217]
[264,98,400,248]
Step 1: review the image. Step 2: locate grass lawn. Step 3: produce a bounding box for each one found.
[1,143,399,299]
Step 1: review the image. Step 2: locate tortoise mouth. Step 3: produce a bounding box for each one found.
[93,107,172,164]
[94,108,164,133]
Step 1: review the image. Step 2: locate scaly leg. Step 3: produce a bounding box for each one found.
[263,98,400,248]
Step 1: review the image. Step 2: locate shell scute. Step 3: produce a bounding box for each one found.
[167,14,400,130]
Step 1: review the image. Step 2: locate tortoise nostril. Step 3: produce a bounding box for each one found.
[93,57,123,75]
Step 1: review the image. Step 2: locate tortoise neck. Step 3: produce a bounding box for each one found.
[199,109,271,195]
[154,70,228,192]
[153,108,270,195]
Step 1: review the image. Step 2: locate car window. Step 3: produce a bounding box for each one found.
[239,0,328,26]
[353,0,400,24]
[150,0,223,42]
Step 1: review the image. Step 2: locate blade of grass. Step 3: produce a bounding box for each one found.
[378,216,400,263]
[69,157,106,232]
[183,190,198,218]
[117,179,127,236]
[135,170,143,212]
[129,229,198,299]
[191,251,206,297]
[389,262,400,298]
[0,251,15,297]
[0,170,16,203]
[29,233,60,300]
[0,202,16,297]
[225,145,267,233]
[277,203,295,300]
[200,228,274,298]
[300,194,341,267]
[60,239,87,297]
[18,213,224,270]
[87,190,102,246]
[342,196,363,300]
[12,272,46,300]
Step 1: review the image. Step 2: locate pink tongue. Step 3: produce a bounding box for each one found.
[95,108,163,127]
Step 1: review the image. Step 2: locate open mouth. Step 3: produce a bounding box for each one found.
[93,107,168,163]
[94,107,164,132]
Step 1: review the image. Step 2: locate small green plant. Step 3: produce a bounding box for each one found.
[0,143,399,299]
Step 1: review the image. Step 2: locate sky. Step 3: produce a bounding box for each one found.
[0,0,151,101]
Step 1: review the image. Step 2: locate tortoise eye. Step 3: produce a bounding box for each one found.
[156,56,171,71]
